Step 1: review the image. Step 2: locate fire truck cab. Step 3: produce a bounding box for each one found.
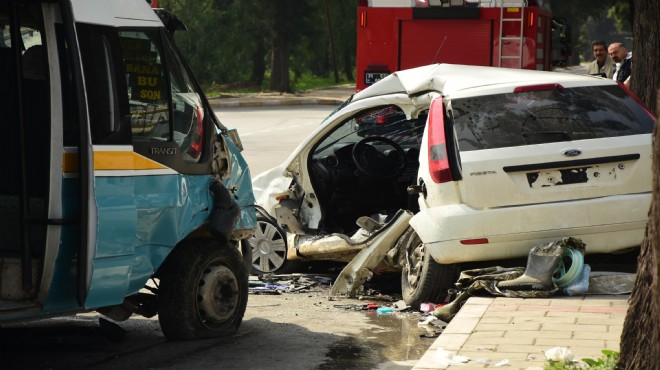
[356,0,569,91]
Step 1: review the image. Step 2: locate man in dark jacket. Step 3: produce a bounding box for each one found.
[608,42,632,87]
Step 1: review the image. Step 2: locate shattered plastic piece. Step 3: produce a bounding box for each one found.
[419,302,437,314]
[476,346,496,351]
[376,307,394,316]
[588,271,635,294]
[544,347,574,363]
[432,349,470,366]
[494,359,509,367]
[418,315,437,326]
[392,300,410,311]
[563,264,590,296]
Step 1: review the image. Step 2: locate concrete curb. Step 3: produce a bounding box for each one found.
[208,97,346,109]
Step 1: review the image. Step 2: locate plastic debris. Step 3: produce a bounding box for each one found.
[432,348,470,366]
[545,347,574,363]
[376,307,394,316]
[494,359,509,367]
[419,302,437,314]
[563,264,591,296]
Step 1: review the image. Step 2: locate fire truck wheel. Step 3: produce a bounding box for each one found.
[158,238,248,340]
[400,228,456,308]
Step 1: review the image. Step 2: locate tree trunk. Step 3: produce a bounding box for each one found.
[618,93,660,369]
[630,0,659,113]
[269,34,291,93]
[619,0,660,364]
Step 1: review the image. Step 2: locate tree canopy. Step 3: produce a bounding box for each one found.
[162,0,637,94]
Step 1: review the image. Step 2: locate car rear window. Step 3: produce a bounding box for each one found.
[450,85,655,151]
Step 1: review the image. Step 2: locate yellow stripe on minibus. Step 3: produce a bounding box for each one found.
[63,150,168,173]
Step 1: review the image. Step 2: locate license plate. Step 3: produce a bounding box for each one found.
[526,165,618,188]
[364,71,389,85]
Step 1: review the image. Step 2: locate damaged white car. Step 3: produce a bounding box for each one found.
[250,64,655,307]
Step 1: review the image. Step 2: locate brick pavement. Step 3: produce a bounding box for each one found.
[413,296,629,370]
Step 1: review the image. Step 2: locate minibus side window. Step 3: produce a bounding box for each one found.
[161,35,205,163]
[117,30,171,143]
[78,24,130,144]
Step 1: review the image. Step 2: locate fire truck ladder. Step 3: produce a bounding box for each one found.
[498,0,527,68]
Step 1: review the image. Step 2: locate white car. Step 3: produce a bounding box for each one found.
[250,64,654,307]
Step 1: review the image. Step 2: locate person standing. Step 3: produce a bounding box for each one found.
[586,41,614,78]
[608,42,632,87]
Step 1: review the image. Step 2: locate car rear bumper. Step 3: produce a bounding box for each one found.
[409,193,650,264]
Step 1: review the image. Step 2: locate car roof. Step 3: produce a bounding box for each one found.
[353,64,617,101]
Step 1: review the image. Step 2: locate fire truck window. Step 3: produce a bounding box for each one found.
[118,30,170,143]
[161,35,204,163]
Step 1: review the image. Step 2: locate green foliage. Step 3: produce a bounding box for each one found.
[544,350,619,370]
[160,0,356,91]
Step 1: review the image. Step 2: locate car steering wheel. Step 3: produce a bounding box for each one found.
[352,136,406,178]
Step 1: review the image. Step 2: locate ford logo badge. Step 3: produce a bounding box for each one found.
[562,149,582,157]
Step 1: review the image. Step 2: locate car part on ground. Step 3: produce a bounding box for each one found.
[330,210,413,297]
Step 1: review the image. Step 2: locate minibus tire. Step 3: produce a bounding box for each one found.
[158,238,248,340]
[400,228,455,308]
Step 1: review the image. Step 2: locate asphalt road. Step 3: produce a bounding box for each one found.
[0,105,436,370]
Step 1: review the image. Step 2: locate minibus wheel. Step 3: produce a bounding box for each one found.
[158,238,248,340]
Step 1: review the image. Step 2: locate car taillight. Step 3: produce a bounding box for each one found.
[617,81,656,120]
[513,83,563,93]
[427,97,452,183]
[188,106,204,161]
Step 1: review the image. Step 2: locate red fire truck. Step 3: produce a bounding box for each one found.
[356,0,570,91]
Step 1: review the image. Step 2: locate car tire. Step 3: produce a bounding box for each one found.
[246,216,303,275]
[400,228,456,308]
[158,238,248,340]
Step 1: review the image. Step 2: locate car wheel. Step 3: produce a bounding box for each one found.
[400,228,456,308]
[246,216,303,275]
[158,238,248,340]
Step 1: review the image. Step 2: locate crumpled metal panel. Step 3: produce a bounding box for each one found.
[85,174,212,308]
[223,137,257,238]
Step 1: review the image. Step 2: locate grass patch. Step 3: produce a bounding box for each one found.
[203,72,355,97]
[545,350,619,370]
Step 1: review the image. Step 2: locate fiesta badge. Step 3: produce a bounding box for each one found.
[562,149,582,157]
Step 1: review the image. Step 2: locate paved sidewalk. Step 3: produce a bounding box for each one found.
[413,296,629,370]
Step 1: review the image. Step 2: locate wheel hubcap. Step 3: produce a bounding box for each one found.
[197,263,239,328]
[247,220,287,273]
[405,243,425,288]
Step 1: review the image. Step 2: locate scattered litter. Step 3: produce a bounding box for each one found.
[526,354,536,361]
[432,348,470,366]
[545,347,574,363]
[476,346,496,351]
[419,302,437,314]
[249,273,334,295]
[333,303,379,311]
[392,300,410,311]
[419,332,439,339]
[494,359,509,367]
[376,307,394,316]
[418,315,437,326]
[475,358,509,367]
